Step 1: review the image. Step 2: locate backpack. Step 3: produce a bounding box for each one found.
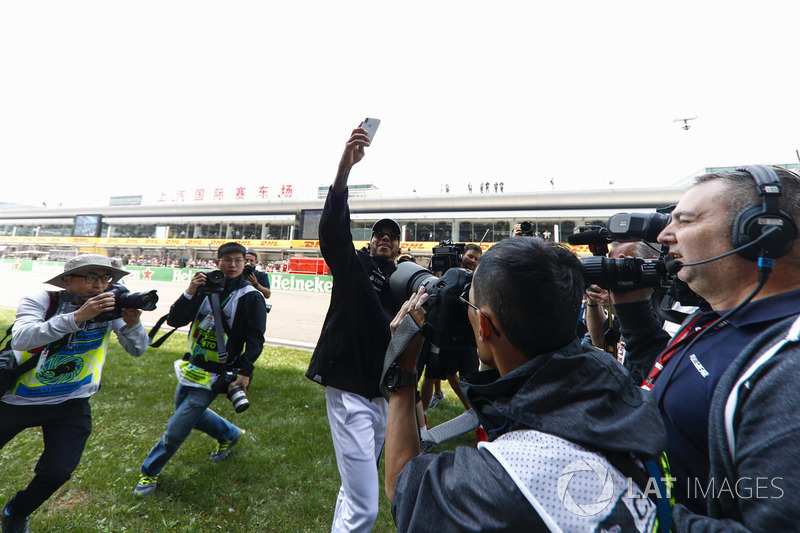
[0,291,64,396]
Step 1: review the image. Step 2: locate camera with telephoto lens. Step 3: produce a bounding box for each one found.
[429,240,466,274]
[213,370,250,413]
[198,269,226,295]
[243,263,255,277]
[94,283,159,321]
[519,221,535,236]
[390,262,475,351]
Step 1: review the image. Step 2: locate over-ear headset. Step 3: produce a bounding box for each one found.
[732,165,798,261]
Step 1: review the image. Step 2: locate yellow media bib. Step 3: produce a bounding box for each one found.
[9,321,113,405]
[175,286,256,389]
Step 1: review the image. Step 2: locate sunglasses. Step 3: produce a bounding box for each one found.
[458,283,501,337]
[372,229,400,241]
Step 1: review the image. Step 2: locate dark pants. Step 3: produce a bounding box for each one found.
[0,399,92,517]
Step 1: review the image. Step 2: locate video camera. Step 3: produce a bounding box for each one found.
[429,240,466,274]
[568,209,703,310]
[94,283,159,321]
[390,262,475,351]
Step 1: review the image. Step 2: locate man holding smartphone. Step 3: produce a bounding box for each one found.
[305,121,401,533]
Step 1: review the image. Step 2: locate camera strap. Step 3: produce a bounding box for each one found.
[209,292,230,364]
[380,311,481,450]
[147,314,179,348]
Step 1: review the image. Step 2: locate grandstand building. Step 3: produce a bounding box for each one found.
[0,186,687,265]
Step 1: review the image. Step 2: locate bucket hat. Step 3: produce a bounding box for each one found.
[45,254,129,288]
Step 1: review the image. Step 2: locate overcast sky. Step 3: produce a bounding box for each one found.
[1,1,798,208]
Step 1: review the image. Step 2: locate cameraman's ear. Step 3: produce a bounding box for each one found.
[478,308,499,341]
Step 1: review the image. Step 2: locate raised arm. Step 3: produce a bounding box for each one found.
[331,125,371,194]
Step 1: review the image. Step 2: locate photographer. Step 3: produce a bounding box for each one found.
[135,242,266,497]
[1,255,148,532]
[385,238,666,531]
[304,123,401,532]
[245,250,271,300]
[616,167,800,529]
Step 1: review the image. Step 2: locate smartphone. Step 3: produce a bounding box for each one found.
[362,118,381,141]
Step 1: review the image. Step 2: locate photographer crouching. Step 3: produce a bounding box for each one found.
[384,237,667,531]
[135,242,267,496]
[1,255,151,533]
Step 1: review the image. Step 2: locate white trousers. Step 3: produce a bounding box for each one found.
[325,386,388,533]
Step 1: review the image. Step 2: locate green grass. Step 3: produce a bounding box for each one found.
[0,309,476,532]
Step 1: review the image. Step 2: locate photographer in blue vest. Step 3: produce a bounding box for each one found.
[1,254,149,533]
[135,242,266,497]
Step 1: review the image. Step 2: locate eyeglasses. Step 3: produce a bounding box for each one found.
[372,230,400,241]
[458,283,501,337]
[219,257,245,265]
[70,273,115,284]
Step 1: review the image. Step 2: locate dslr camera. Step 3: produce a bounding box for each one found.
[243,263,256,277]
[391,262,474,351]
[198,270,226,295]
[94,283,159,321]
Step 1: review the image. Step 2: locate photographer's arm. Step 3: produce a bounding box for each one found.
[612,289,671,383]
[166,273,206,328]
[113,309,148,356]
[584,285,610,350]
[385,290,427,503]
[230,292,267,391]
[12,292,81,351]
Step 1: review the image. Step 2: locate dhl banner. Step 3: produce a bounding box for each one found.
[0,236,589,255]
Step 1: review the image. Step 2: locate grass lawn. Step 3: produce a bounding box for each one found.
[0,309,477,532]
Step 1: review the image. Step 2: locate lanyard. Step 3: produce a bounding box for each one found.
[641,313,721,391]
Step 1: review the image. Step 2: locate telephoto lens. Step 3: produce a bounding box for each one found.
[227,385,250,413]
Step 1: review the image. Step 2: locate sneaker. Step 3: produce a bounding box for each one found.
[210,428,245,463]
[2,511,30,533]
[429,391,445,409]
[134,474,160,496]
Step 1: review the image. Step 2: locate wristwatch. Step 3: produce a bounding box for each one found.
[384,363,417,392]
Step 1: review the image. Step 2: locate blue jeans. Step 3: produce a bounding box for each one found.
[140,383,239,476]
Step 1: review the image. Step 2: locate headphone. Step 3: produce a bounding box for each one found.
[731,165,798,261]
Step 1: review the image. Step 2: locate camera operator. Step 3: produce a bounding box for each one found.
[614,167,800,529]
[244,250,271,300]
[583,241,659,373]
[1,255,149,532]
[385,238,666,531]
[135,242,266,497]
[304,123,401,532]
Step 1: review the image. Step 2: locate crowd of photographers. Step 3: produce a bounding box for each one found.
[4,119,800,533]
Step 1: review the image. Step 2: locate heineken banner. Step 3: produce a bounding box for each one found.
[0,259,334,294]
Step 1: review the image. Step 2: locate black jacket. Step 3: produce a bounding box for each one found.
[167,275,266,377]
[305,188,400,399]
[392,339,667,531]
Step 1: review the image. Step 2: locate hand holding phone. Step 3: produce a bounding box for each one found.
[362,118,381,142]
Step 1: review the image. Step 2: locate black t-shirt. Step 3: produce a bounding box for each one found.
[253,269,270,289]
